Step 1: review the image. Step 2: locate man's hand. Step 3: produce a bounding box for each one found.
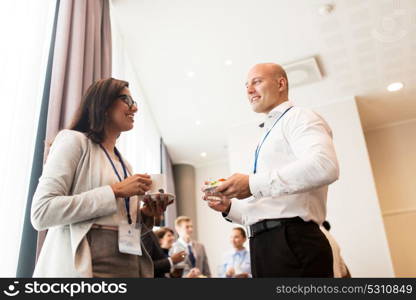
[186,268,201,278]
[234,272,249,278]
[214,173,252,199]
[202,192,231,214]
[225,267,235,278]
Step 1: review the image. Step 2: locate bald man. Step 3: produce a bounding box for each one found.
[203,63,339,277]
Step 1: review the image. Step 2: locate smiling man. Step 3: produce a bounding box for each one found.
[204,63,340,277]
[170,216,211,278]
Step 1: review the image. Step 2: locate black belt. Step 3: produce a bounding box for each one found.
[248,217,305,238]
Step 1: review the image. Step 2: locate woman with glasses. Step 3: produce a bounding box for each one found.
[31,78,171,277]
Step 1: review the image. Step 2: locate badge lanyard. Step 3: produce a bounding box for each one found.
[253,106,293,174]
[99,144,132,224]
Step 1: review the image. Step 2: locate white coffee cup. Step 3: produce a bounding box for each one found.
[149,174,167,193]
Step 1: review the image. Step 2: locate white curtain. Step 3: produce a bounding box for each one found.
[0,0,56,276]
[111,13,161,175]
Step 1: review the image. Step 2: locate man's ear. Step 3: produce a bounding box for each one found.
[278,77,287,92]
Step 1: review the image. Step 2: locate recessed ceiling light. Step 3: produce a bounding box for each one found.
[195,120,201,126]
[200,152,207,157]
[225,59,233,66]
[387,82,404,92]
[187,71,195,78]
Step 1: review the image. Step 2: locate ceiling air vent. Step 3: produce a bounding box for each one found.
[283,56,322,88]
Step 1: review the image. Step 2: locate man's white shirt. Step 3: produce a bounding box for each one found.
[227,101,339,226]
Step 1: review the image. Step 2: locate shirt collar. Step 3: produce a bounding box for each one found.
[178,237,192,247]
[232,248,246,255]
[259,100,293,128]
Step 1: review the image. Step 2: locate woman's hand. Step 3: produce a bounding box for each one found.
[141,194,174,217]
[111,174,152,198]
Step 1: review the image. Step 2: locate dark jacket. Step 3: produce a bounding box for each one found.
[142,228,171,278]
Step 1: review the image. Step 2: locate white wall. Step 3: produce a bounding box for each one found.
[225,97,394,277]
[365,120,416,276]
[173,164,198,237]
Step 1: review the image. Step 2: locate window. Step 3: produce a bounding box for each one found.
[0,0,56,276]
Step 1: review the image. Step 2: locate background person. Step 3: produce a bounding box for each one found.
[218,227,251,278]
[142,226,185,278]
[320,221,351,278]
[170,216,211,278]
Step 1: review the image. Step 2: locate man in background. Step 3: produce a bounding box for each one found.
[170,216,211,277]
[218,227,251,278]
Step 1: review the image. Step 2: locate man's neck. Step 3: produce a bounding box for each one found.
[264,98,288,114]
[235,246,245,251]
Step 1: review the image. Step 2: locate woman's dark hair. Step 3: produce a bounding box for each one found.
[322,221,331,231]
[68,77,129,143]
[233,227,247,239]
[155,227,175,240]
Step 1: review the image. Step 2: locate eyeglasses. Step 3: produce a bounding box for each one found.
[118,94,137,109]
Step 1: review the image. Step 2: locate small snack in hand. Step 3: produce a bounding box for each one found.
[203,178,226,192]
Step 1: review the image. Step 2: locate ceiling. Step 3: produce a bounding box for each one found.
[111,0,416,166]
